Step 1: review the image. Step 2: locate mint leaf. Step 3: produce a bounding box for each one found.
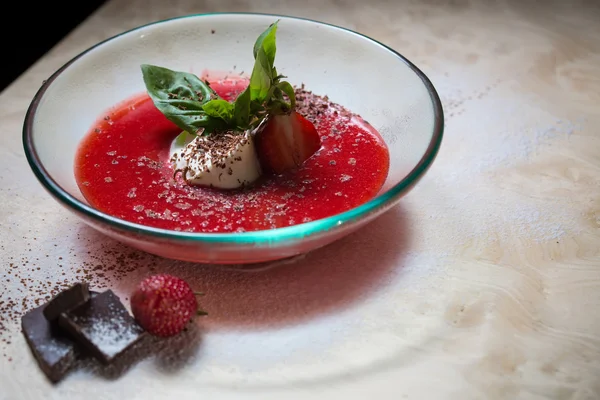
[253,20,278,66]
[141,64,223,134]
[233,87,251,128]
[202,99,234,123]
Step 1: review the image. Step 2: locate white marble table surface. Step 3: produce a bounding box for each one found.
[1,0,599,399]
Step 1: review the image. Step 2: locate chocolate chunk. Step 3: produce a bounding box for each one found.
[21,305,77,383]
[43,282,90,321]
[58,290,145,364]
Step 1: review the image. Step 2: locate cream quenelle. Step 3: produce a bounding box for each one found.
[170,129,261,189]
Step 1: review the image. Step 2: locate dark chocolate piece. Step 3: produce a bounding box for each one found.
[43,282,90,321]
[21,305,77,383]
[58,290,145,364]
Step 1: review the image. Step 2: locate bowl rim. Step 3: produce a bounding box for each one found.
[22,12,444,244]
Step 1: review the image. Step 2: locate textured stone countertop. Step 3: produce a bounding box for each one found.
[1,0,599,399]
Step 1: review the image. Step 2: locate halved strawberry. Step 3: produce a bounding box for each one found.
[254,111,321,174]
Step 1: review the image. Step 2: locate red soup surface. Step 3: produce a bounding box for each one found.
[75,80,390,233]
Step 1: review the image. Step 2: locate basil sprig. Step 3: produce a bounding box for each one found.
[141,20,295,137]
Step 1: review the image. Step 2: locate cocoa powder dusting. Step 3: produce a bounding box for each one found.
[0,228,162,358]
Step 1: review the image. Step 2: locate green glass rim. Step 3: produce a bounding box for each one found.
[22,12,444,245]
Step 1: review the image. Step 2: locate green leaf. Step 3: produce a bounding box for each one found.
[233,87,251,128]
[275,81,296,109]
[202,99,234,123]
[141,64,221,134]
[249,48,273,102]
[267,99,289,115]
[253,20,278,66]
[140,20,295,135]
[249,21,281,104]
[172,130,200,154]
[174,131,195,147]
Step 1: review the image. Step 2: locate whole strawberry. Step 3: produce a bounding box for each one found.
[130,274,206,337]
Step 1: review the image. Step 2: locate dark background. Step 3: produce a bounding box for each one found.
[0,0,108,92]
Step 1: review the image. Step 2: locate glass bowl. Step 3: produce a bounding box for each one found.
[23,13,443,265]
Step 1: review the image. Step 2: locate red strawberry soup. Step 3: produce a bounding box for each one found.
[74,21,390,233]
